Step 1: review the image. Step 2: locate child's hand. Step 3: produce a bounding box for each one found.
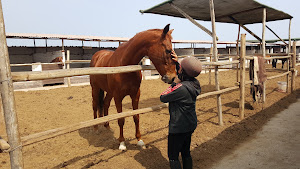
[173,76,181,83]
[171,50,178,62]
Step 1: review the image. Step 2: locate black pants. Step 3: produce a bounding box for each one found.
[168,131,193,161]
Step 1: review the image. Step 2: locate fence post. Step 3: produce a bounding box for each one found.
[239,34,246,119]
[236,25,240,83]
[262,8,266,102]
[0,0,24,168]
[67,50,71,87]
[209,47,212,85]
[291,41,297,92]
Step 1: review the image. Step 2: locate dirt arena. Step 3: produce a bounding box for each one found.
[0,65,299,169]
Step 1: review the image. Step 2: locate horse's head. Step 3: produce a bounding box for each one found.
[146,24,177,84]
[51,57,64,66]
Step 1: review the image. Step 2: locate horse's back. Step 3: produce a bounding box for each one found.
[90,50,114,67]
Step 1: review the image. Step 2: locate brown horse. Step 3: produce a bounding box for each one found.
[90,24,176,150]
[51,56,64,67]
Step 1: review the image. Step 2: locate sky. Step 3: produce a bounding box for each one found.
[1,0,299,47]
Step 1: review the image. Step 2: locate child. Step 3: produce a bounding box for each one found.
[160,50,202,169]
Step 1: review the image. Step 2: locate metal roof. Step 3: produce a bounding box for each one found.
[140,0,293,25]
[6,32,238,44]
[6,33,130,42]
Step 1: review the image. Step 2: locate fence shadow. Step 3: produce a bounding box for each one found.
[190,89,300,169]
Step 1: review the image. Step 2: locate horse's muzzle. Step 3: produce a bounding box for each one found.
[161,75,175,84]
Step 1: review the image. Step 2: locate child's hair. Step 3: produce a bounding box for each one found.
[178,69,195,81]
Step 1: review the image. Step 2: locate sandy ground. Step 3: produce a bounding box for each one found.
[0,65,299,169]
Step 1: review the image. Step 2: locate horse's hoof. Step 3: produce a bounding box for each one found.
[0,139,10,150]
[93,125,99,131]
[119,141,127,151]
[104,122,110,128]
[137,140,146,149]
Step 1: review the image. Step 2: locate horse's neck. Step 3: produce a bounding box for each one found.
[112,36,150,66]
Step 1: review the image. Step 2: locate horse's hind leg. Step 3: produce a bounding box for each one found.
[91,87,104,129]
[131,89,145,149]
[98,90,104,118]
[114,96,126,150]
[103,93,113,128]
[92,87,100,119]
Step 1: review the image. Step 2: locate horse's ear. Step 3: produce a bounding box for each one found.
[163,24,170,35]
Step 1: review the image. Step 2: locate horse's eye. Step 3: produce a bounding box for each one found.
[165,49,171,54]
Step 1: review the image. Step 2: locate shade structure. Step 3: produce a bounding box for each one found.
[140,0,292,24]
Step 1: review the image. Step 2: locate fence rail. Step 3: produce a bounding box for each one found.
[1,33,299,169]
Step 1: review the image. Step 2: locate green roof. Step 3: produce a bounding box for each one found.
[140,0,293,24]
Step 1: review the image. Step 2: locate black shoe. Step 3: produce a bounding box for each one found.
[169,160,182,169]
[182,157,193,169]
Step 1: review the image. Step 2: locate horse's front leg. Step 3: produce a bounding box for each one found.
[131,89,145,149]
[114,97,126,150]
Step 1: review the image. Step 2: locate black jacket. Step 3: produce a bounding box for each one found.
[160,79,201,134]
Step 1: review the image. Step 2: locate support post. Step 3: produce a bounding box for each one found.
[209,47,212,85]
[209,0,223,125]
[66,50,71,87]
[291,41,296,92]
[0,0,24,168]
[288,19,292,54]
[239,34,246,119]
[61,39,66,69]
[262,8,266,102]
[236,25,240,83]
[287,19,292,93]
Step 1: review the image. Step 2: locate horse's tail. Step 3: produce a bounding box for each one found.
[98,89,104,118]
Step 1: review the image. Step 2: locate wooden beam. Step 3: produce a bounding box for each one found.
[229,16,262,42]
[0,0,24,168]
[202,60,239,66]
[210,0,223,126]
[262,8,266,102]
[245,56,290,60]
[22,80,244,147]
[66,50,71,87]
[267,71,290,80]
[236,25,241,83]
[209,47,212,85]
[170,2,219,41]
[21,103,169,146]
[11,61,238,82]
[288,19,292,53]
[11,65,150,82]
[266,25,288,45]
[291,41,297,92]
[239,34,246,119]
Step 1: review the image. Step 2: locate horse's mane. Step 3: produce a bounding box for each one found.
[118,28,172,50]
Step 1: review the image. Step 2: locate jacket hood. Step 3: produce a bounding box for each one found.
[182,78,201,97]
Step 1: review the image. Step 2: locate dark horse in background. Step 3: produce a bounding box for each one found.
[271,53,287,69]
[90,24,176,150]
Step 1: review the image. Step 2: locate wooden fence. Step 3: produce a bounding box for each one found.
[0,34,299,168]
